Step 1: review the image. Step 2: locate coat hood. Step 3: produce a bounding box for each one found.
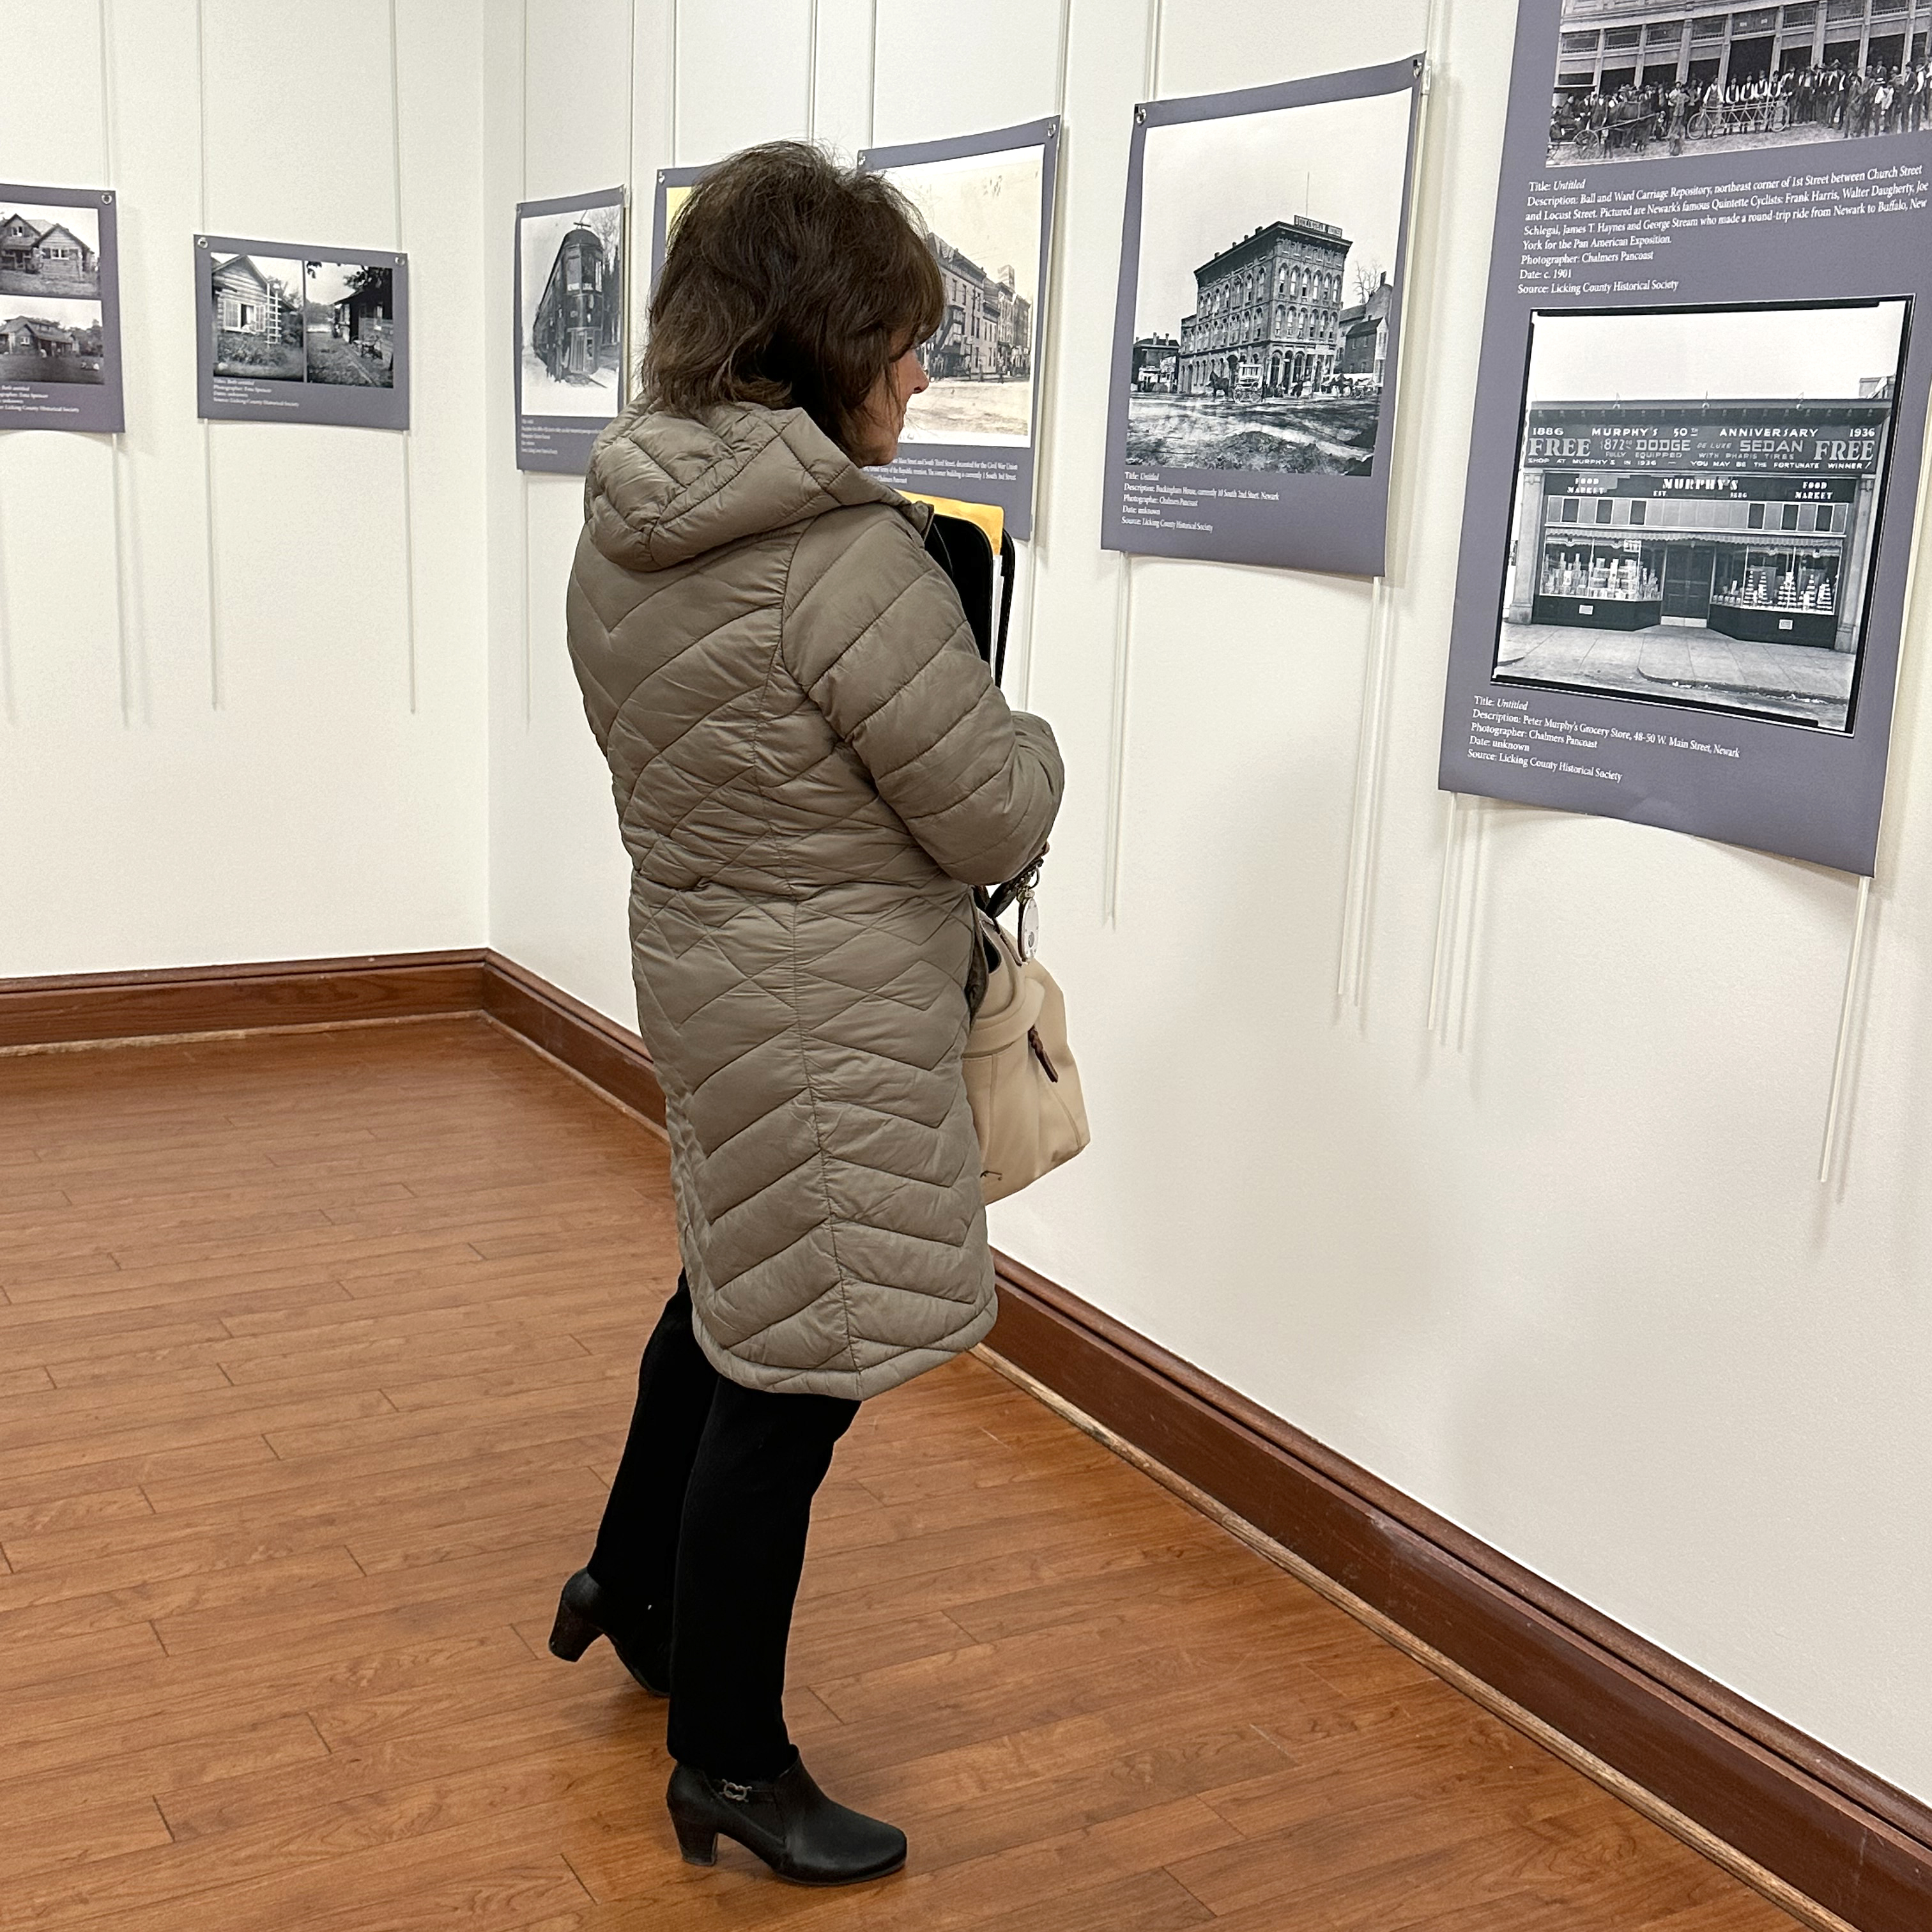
[583,400,927,573]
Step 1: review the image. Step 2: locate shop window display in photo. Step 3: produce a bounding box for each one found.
[1492,298,1908,735]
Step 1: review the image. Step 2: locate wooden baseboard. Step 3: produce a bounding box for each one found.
[985,1255,1932,1932]
[3,946,1924,1931]
[0,950,489,1050]
[478,952,665,1128]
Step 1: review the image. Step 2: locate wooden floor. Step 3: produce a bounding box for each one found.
[0,1018,1804,1931]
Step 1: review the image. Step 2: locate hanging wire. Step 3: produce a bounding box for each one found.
[195,0,222,710]
[1818,875,1873,1184]
[1101,0,1165,927]
[805,0,820,141]
[94,0,135,728]
[1339,36,1444,1009]
[1014,0,1074,713]
[519,0,533,724]
[388,0,420,713]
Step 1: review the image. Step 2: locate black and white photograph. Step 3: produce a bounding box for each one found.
[210,252,305,381]
[879,143,1043,446]
[0,298,104,387]
[516,186,626,473]
[1102,59,1423,576]
[303,261,395,387]
[1494,299,1910,733]
[1127,86,1412,477]
[0,198,101,300]
[519,200,624,417]
[197,234,410,430]
[855,124,1059,538]
[0,183,122,431]
[1547,0,1932,168]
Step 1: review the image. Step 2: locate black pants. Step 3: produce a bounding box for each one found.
[588,1274,859,1780]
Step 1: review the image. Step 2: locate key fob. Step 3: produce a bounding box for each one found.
[1017,893,1039,962]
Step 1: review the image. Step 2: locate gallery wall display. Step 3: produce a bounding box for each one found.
[515,186,627,473]
[1436,1,1932,876]
[195,236,409,430]
[1100,57,1425,577]
[649,165,709,293]
[859,119,1061,541]
[0,183,123,433]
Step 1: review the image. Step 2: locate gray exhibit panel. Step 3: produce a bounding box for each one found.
[1101,58,1425,578]
[1436,1,1932,877]
[515,185,627,474]
[858,119,1061,542]
[195,236,408,431]
[649,165,710,293]
[0,183,123,434]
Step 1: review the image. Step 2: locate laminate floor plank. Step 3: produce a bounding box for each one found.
[0,1022,1804,1930]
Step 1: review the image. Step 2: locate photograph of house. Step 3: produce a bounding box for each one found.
[1127,86,1411,474]
[210,252,305,380]
[877,142,1045,446]
[0,203,102,300]
[304,261,394,387]
[0,295,104,385]
[519,203,624,418]
[1133,334,1179,392]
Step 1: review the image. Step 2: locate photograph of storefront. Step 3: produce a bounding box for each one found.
[1547,0,1932,165]
[1495,302,1907,732]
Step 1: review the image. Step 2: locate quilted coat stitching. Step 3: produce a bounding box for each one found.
[566,399,1063,1400]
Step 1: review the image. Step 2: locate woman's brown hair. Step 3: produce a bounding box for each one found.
[642,141,944,459]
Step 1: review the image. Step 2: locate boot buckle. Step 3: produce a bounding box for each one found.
[720,1779,753,1803]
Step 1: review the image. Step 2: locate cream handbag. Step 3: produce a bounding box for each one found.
[963,880,1089,1204]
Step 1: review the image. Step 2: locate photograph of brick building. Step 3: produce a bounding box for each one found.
[875,142,1045,445]
[1126,83,1412,474]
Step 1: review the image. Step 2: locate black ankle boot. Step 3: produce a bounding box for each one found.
[666,1756,906,1885]
[547,1568,669,1696]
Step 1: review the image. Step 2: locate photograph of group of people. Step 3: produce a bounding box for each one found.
[1547,0,1932,167]
[1551,59,1932,164]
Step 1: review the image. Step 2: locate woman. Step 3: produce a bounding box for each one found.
[548,142,1063,1886]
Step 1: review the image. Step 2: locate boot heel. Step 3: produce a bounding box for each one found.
[671,1812,718,1866]
[548,1595,599,1662]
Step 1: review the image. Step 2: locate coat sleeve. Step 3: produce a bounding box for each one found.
[783,507,1064,887]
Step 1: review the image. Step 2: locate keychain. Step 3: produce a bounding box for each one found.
[1013,869,1040,962]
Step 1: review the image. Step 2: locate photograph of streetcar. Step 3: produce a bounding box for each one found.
[518,202,624,417]
[1547,0,1932,166]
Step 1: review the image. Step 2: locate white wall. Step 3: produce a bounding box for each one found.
[491,0,1932,1806]
[4,0,1923,1814]
[0,0,489,974]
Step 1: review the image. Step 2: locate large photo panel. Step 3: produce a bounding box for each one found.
[859,119,1060,539]
[1101,57,1425,576]
[1436,1,1932,876]
[0,183,123,433]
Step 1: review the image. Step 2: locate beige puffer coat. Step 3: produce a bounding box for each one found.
[567,401,1064,1400]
